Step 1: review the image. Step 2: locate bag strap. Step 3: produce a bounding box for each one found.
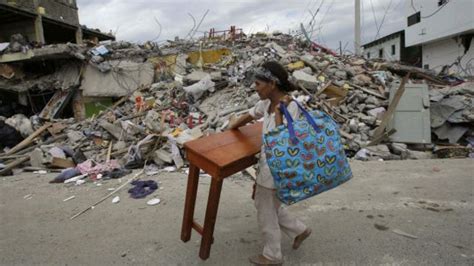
[279,101,297,143]
[279,100,322,142]
[294,101,322,134]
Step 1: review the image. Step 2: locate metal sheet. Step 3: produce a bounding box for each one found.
[388,84,431,144]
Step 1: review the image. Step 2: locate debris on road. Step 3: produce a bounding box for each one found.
[0,31,472,185]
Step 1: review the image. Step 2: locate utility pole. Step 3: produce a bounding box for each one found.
[355,0,361,55]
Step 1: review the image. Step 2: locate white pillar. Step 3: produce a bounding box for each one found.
[355,0,361,55]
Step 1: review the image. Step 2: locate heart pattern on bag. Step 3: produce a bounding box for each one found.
[288,147,300,157]
[264,109,353,205]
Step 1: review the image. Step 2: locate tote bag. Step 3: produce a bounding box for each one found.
[263,101,352,205]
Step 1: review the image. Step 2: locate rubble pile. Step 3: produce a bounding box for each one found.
[0,32,473,180]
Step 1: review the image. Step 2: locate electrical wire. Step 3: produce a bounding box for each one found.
[374,0,393,39]
[369,0,379,38]
[411,0,418,13]
[308,0,325,39]
[411,0,450,18]
[314,0,334,43]
[421,0,449,18]
[151,17,162,42]
[299,0,317,27]
[185,13,197,39]
[190,9,210,40]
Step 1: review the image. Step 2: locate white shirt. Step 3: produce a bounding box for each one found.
[249,100,301,189]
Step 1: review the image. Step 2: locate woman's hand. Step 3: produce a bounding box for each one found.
[227,114,239,129]
[227,113,254,130]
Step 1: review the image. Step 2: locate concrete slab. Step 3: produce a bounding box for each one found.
[0,44,73,63]
[80,60,154,97]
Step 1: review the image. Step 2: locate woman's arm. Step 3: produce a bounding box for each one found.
[228,113,255,130]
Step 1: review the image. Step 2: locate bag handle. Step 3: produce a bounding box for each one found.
[279,101,297,143]
[279,100,322,142]
[294,101,322,134]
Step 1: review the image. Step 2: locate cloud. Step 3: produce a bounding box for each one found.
[77,0,406,52]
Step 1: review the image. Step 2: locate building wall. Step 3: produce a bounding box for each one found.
[0,19,36,42]
[0,0,79,26]
[39,0,79,26]
[422,36,474,76]
[405,0,474,47]
[0,0,35,11]
[363,35,401,61]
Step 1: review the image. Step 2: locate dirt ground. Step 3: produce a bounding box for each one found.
[1,159,473,265]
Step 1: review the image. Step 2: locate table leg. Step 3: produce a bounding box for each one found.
[199,177,223,260]
[181,164,200,242]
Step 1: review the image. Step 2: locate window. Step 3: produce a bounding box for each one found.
[424,64,430,70]
[367,52,370,59]
[408,12,421,26]
[391,45,396,55]
[379,48,383,58]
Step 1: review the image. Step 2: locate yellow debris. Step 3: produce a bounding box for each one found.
[287,61,305,71]
[171,128,183,137]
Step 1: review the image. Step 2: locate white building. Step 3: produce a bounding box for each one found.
[362,30,421,66]
[405,0,474,76]
[363,31,403,61]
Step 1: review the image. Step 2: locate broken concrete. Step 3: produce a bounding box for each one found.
[80,60,154,97]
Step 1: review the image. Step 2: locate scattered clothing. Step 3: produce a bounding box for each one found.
[50,168,82,183]
[76,159,121,178]
[128,180,158,199]
[103,168,131,179]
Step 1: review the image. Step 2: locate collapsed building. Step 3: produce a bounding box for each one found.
[0,28,472,181]
[0,0,114,119]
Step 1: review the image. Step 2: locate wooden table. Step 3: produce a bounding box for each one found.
[181,122,262,260]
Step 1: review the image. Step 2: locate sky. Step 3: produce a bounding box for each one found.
[77,0,407,53]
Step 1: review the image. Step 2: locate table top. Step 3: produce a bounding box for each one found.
[184,123,262,178]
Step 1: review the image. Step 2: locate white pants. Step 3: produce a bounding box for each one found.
[254,185,307,261]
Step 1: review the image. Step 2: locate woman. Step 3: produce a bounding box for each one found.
[228,61,312,265]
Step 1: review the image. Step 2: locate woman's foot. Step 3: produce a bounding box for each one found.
[293,228,312,250]
[248,254,283,265]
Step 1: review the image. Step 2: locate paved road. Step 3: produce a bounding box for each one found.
[1,159,473,265]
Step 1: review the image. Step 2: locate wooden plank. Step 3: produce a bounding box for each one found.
[349,82,387,99]
[379,62,447,85]
[16,134,67,156]
[377,85,385,95]
[106,141,113,162]
[0,157,29,176]
[0,154,28,160]
[372,74,409,139]
[367,129,397,146]
[39,89,76,120]
[296,82,313,97]
[70,170,144,220]
[3,123,51,156]
[50,157,76,169]
[314,81,333,97]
